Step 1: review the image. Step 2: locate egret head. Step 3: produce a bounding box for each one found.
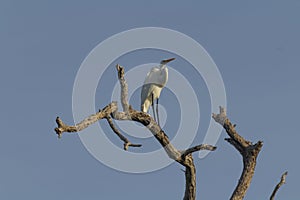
[160,58,175,65]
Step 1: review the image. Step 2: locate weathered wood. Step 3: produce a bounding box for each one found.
[54,65,288,200]
[54,65,216,200]
[270,171,288,200]
[54,102,117,138]
[213,106,263,200]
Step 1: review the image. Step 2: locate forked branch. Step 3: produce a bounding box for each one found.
[213,106,263,200]
[54,65,288,200]
[105,115,142,150]
[54,102,117,138]
[54,64,216,200]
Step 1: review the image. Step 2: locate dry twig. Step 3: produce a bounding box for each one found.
[270,171,288,200]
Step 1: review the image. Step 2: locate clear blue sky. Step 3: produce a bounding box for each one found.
[1,0,299,199]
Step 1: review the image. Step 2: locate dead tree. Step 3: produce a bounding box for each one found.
[54,65,287,200]
[212,107,287,200]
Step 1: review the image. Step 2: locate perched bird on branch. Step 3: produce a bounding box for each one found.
[141,58,175,126]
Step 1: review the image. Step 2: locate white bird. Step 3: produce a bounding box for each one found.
[141,58,175,126]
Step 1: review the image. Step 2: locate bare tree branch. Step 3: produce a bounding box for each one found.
[181,144,217,158]
[183,154,196,200]
[115,65,218,200]
[54,64,216,200]
[115,64,182,160]
[105,115,142,150]
[54,102,117,138]
[54,64,288,200]
[270,171,288,200]
[116,64,129,113]
[212,107,252,149]
[213,106,263,200]
[224,138,244,155]
[54,101,141,150]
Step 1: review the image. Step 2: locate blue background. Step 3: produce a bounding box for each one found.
[1,0,299,199]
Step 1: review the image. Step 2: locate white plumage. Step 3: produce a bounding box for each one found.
[141,58,175,126]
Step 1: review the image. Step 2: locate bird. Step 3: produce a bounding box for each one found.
[141,58,175,126]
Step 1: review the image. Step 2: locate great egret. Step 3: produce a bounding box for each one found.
[141,58,175,126]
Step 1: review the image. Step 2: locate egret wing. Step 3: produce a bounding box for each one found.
[141,83,154,110]
[141,66,160,111]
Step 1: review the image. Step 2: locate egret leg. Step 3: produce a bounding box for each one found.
[156,98,160,127]
[151,93,157,122]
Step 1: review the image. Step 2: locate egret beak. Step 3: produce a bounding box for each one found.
[163,58,175,63]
